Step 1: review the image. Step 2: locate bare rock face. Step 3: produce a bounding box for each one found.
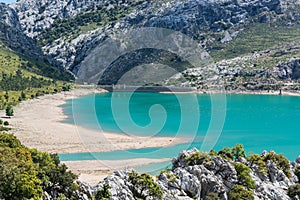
[5,0,299,79]
[275,59,300,80]
[0,3,43,59]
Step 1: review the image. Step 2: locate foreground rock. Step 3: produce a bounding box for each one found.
[66,147,300,200]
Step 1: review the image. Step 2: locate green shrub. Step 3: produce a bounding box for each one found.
[288,184,300,198]
[5,105,13,116]
[295,166,300,182]
[3,121,9,126]
[206,192,221,200]
[0,119,3,125]
[247,153,267,175]
[0,133,22,148]
[128,171,163,200]
[234,163,256,189]
[185,151,212,166]
[262,152,291,178]
[95,183,111,200]
[0,126,11,131]
[232,144,246,160]
[229,185,254,200]
[0,147,43,200]
[218,147,234,160]
[0,133,78,199]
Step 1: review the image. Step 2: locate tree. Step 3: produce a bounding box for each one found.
[0,147,43,200]
[232,144,246,160]
[5,104,14,116]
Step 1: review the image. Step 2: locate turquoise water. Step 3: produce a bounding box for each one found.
[60,92,300,167]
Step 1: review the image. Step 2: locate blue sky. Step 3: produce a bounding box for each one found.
[0,0,16,4]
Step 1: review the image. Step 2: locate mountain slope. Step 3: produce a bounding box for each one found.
[3,0,300,89]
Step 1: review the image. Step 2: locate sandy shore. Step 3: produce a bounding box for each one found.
[1,88,186,184]
[7,88,187,154]
[63,158,170,185]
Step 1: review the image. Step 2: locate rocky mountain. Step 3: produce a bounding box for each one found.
[58,147,300,200]
[0,0,300,88]
[0,2,42,59]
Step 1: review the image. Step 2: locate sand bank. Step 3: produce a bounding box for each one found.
[7,88,186,154]
[63,158,170,185]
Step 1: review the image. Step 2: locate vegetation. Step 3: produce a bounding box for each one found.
[0,132,78,199]
[233,162,256,190]
[209,23,300,61]
[39,0,147,45]
[262,151,291,178]
[205,192,221,200]
[0,45,73,110]
[3,121,9,126]
[185,151,212,166]
[5,104,13,116]
[95,183,111,200]
[288,184,300,198]
[128,171,163,200]
[288,166,300,198]
[217,144,247,161]
[229,185,254,200]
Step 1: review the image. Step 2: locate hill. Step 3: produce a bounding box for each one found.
[4,0,299,90]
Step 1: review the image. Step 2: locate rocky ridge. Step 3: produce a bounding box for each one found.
[60,148,300,200]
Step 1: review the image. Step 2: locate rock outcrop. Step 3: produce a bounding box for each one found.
[64,149,300,200]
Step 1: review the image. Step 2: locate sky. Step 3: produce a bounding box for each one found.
[0,0,16,4]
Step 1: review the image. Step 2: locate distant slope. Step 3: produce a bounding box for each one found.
[4,0,300,89]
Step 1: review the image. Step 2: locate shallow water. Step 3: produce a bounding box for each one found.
[59,92,300,172]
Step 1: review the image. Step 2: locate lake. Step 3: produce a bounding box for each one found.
[59,92,300,173]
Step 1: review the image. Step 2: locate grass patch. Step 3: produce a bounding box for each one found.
[209,23,300,61]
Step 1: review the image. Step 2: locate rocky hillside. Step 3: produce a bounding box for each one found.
[1,0,299,89]
[71,145,300,200]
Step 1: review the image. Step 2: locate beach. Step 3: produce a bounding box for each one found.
[3,88,187,185]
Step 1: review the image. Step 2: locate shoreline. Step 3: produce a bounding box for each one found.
[160,89,300,96]
[3,88,187,184]
[7,88,187,154]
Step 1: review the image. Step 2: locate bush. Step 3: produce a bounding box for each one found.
[234,163,256,189]
[128,171,163,200]
[0,133,78,199]
[218,147,234,160]
[0,119,2,125]
[0,147,43,199]
[0,133,22,148]
[95,183,111,200]
[5,105,14,116]
[206,192,221,200]
[262,151,291,178]
[3,121,9,126]
[295,166,300,182]
[288,184,300,198]
[185,151,212,166]
[229,185,254,200]
[0,126,11,131]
